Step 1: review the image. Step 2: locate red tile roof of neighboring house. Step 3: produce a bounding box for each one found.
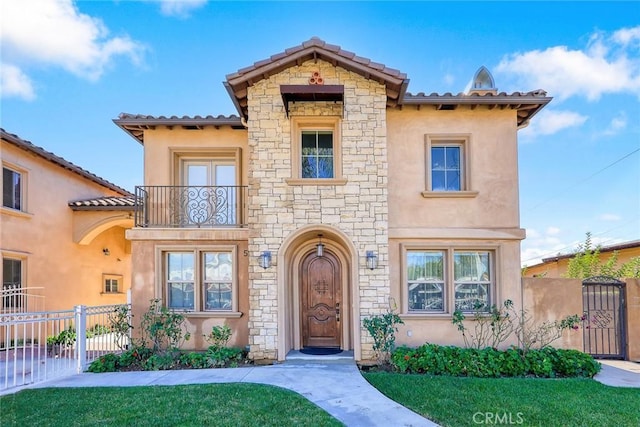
[68,196,137,211]
[540,239,640,263]
[2,129,133,197]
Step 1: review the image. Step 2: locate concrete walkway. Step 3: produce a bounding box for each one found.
[594,360,640,388]
[25,360,438,427]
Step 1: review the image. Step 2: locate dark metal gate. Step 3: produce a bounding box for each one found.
[582,276,626,359]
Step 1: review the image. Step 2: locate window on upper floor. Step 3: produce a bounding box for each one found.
[3,166,23,211]
[162,247,237,313]
[287,116,346,185]
[404,246,494,314]
[2,257,23,309]
[423,135,477,198]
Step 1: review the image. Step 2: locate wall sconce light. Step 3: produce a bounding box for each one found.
[102,248,110,256]
[366,251,378,270]
[316,234,324,257]
[259,251,272,269]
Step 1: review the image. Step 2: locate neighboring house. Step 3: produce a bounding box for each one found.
[1,129,134,312]
[523,240,640,278]
[114,38,551,362]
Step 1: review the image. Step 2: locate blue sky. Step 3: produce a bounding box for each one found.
[1,1,639,266]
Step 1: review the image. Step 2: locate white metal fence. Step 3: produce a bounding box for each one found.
[1,286,45,314]
[0,303,131,393]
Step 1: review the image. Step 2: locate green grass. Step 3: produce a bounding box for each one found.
[364,372,640,427]
[0,384,342,427]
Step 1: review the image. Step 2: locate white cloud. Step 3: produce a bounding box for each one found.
[157,0,207,17]
[520,109,588,138]
[598,213,621,222]
[601,111,628,136]
[497,26,640,101]
[546,226,561,236]
[0,0,144,98]
[0,63,35,100]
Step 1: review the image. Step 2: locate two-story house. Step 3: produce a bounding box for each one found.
[115,38,550,362]
[1,129,134,312]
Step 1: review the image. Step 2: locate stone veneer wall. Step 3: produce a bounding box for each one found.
[246,59,390,360]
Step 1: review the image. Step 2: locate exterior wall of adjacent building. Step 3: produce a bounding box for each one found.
[386,107,525,348]
[523,245,640,278]
[1,140,132,312]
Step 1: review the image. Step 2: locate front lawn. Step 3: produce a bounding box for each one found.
[364,372,640,427]
[0,384,342,427]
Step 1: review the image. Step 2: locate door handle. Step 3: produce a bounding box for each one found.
[336,302,340,322]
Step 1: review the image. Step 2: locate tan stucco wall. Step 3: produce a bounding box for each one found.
[522,277,583,350]
[387,107,521,229]
[1,140,131,311]
[626,279,640,361]
[141,127,248,187]
[126,234,250,350]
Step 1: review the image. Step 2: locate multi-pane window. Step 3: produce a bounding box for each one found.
[2,258,22,309]
[424,136,471,194]
[406,249,493,313]
[103,274,121,293]
[182,159,237,226]
[407,251,444,311]
[165,249,234,311]
[3,167,22,210]
[431,145,462,191]
[301,130,334,179]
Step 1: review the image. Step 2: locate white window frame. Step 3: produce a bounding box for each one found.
[401,244,497,315]
[157,245,239,316]
[103,274,122,294]
[422,134,477,198]
[286,116,346,185]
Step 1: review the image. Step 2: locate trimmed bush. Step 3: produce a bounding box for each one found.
[391,344,601,378]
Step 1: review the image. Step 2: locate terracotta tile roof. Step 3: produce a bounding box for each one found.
[113,113,245,145]
[402,90,552,127]
[1,129,133,196]
[68,196,137,211]
[541,239,640,263]
[224,37,410,119]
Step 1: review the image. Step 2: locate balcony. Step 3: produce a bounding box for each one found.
[134,186,248,228]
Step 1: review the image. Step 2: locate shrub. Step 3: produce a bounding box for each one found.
[390,344,601,378]
[362,308,404,364]
[204,325,232,350]
[138,299,190,354]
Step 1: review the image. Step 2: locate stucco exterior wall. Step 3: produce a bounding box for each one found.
[522,277,583,350]
[626,279,640,361]
[1,141,131,311]
[127,235,250,350]
[246,59,390,361]
[141,127,248,187]
[387,107,520,229]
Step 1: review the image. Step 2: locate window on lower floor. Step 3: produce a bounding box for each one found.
[163,247,236,312]
[3,166,23,210]
[405,247,494,314]
[2,257,23,309]
[103,274,122,293]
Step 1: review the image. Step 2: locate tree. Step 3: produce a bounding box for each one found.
[565,233,640,279]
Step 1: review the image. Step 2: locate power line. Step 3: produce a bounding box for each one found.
[524,147,640,212]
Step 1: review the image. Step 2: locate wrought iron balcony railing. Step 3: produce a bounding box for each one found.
[134,186,248,228]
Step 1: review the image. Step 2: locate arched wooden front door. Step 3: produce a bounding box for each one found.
[300,250,341,348]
